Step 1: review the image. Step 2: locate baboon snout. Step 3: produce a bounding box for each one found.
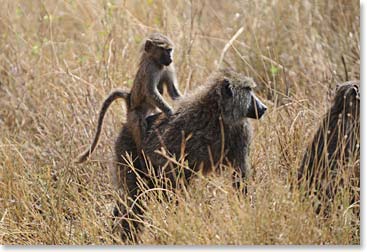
[247,94,267,119]
[167,57,172,65]
[161,54,172,66]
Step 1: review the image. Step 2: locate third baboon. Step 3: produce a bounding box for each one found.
[298,81,360,212]
[77,32,181,163]
[113,69,267,241]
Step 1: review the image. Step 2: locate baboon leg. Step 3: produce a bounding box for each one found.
[113,162,145,242]
[113,126,146,242]
[129,114,148,173]
[232,170,248,195]
[127,110,147,153]
[228,143,250,196]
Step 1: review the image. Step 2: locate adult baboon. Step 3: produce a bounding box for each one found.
[113,69,267,241]
[77,32,181,163]
[298,81,360,212]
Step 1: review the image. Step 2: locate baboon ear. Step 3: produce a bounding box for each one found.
[353,85,360,99]
[145,39,153,52]
[222,78,234,97]
[349,85,359,97]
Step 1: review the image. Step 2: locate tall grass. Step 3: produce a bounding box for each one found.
[0,0,359,245]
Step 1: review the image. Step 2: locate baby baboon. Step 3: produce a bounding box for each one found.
[128,32,181,153]
[298,81,360,212]
[77,32,181,163]
[113,69,267,241]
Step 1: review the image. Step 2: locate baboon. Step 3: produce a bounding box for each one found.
[113,69,267,241]
[298,81,360,212]
[77,32,181,163]
[128,32,181,154]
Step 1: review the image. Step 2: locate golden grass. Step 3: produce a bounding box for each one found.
[0,0,360,245]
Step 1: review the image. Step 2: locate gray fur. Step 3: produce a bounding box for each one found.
[298,81,360,212]
[113,69,267,241]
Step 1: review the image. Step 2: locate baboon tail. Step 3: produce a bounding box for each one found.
[76,89,131,163]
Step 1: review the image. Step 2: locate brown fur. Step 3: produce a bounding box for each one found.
[76,33,181,163]
[128,32,181,153]
[298,81,360,212]
[113,69,267,241]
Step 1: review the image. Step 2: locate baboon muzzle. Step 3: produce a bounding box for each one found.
[164,58,172,66]
[246,94,267,119]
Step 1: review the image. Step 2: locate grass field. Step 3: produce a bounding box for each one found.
[0,0,360,245]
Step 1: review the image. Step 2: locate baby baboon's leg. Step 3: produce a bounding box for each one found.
[127,110,147,153]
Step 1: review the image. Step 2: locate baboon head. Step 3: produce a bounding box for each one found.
[215,69,267,123]
[333,81,360,118]
[144,32,174,66]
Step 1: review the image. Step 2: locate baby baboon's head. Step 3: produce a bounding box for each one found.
[144,32,174,66]
[214,69,267,123]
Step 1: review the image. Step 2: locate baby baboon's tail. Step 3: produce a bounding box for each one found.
[76,89,130,163]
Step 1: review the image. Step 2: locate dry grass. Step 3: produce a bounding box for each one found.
[0,0,360,245]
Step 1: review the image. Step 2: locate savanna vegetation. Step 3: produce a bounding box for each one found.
[0,0,359,245]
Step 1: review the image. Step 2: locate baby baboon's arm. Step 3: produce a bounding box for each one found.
[147,74,174,115]
[161,66,182,100]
